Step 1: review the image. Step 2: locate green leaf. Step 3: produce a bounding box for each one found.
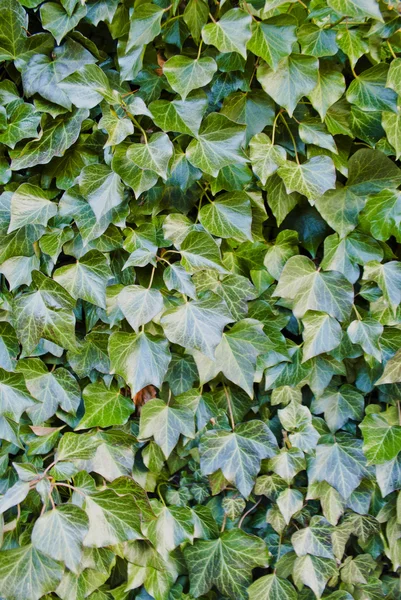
[31,505,89,573]
[247,16,297,71]
[278,156,336,204]
[336,27,368,68]
[150,91,208,136]
[0,0,28,61]
[139,398,195,458]
[360,407,401,464]
[83,488,142,547]
[347,148,401,195]
[77,381,133,429]
[54,250,112,308]
[58,64,120,108]
[347,318,383,361]
[302,311,342,362]
[161,293,233,359]
[8,183,57,232]
[199,191,253,241]
[308,433,369,498]
[382,110,401,161]
[298,24,338,57]
[118,285,164,332]
[386,57,401,96]
[346,64,398,113]
[0,101,41,149]
[127,4,165,51]
[315,186,365,238]
[363,260,401,314]
[327,0,382,20]
[273,255,354,321]
[311,384,364,432]
[0,545,63,600]
[16,358,80,423]
[201,9,252,59]
[79,164,125,220]
[200,420,278,497]
[186,112,246,176]
[308,64,346,120]
[109,331,171,396]
[248,574,297,600]
[257,54,319,117]
[249,133,286,185]
[163,55,217,99]
[0,322,19,371]
[180,230,228,274]
[11,108,89,170]
[293,554,337,599]
[13,271,76,355]
[126,132,174,180]
[184,529,269,599]
[299,121,337,154]
[40,2,87,44]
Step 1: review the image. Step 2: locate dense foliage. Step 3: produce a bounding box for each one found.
[1,0,401,597]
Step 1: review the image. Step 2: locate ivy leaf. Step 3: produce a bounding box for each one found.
[58,64,120,108]
[163,56,217,100]
[302,311,342,362]
[346,64,398,113]
[249,133,286,185]
[8,184,57,232]
[0,0,28,61]
[311,384,364,432]
[200,420,278,497]
[299,120,337,154]
[109,331,171,397]
[315,186,365,238]
[359,189,401,241]
[0,101,41,149]
[126,4,165,51]
[150,91,208,137]
[13,271,77,355]
[292,517,334,558]
[40,2,87,45]
[201,9,252,59]
[247,16,297,71]
[278,156,336,204]
[79,164,125,220]
[77,381,133,430]
[16,358,80,424]
[186,112,246,177]
[139,398,195,458]
[213,319,274,397]
[336,27,368,68]
[297,24,338,57]
[83,489,142,547]
[308,64,346,120]
[184,529,270,599]
[117,285,164,332]
[360,407,401,464]
[327,0,383,20]
[347,149,401,194]
[180,230,228,273]
[10,108,88,170]
[31,505,89,573]
[0,545,63,600]
[53,250,111,309]
[248,574,297,600]
[363,260,401,314]
[273,255,354,321]
[0,322,19,371]
[293,554,337,599]
[382,111,401,161]
[347,318,383,361]
[161,293,233,359]
[199,191,253,241]
[126,132,174,180]
[257,54,319,117]
[308,433,370,499]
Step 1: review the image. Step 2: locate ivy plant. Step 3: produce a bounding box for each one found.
[1,0,401,598]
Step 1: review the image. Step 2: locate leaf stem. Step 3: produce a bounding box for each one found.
[387,39,397,59]
[148,266,156,289]
[238,498,261,529]
[53,482,86,496]
[279,113,299,165]
[197,39,203,60]
[223,384,235,430]
[271,110,282,145]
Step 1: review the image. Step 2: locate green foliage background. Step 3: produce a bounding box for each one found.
[1,0,401,597]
